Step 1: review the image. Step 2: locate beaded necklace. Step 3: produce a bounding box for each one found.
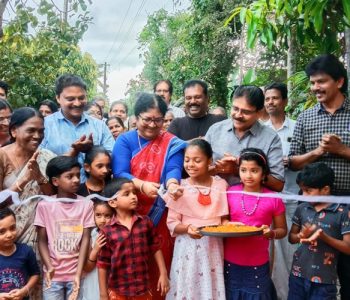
[241,194,260,216]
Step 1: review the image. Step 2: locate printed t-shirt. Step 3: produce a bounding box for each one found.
[0,243,40,299]
[34,195,95,282]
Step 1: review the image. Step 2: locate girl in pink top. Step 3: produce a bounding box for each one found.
[165,139,229,300]
[224,148,287,300]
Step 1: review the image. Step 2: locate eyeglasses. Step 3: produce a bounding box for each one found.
[231,106,257,116]
[138,114,164,126]
[155,89,170,93]
[0,116,11,124]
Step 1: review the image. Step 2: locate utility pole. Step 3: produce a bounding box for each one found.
[63,0,68,23]
[103,62,110,96]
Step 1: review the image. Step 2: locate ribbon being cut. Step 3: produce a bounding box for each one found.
[1,185,350,209]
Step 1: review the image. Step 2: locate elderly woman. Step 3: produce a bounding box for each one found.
[112,93,186,300]
[0,107,55,299]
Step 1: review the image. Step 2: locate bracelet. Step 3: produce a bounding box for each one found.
[140,182,146,194]
[23,286,30,296]
[16,181,23,192]
[88,258,97,263]
[166,179,178,189]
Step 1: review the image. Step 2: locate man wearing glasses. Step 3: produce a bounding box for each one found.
[154,80,185,118]
[205,85,284,191]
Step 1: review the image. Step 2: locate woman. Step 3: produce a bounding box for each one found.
[38,99,58,117]
[112,93,186,300]
[0,99,12,146]
[85,101,103,120]
[0,107,55,299]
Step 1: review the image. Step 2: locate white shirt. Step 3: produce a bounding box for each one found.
[168,104,185,118]
[265,117,299,196]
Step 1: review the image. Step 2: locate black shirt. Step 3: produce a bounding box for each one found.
[168,113,226,141]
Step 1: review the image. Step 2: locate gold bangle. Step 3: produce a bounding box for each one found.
[140,182,146,194]
[16,181,23,192]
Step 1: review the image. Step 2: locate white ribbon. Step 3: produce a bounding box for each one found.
[1,184,349,208]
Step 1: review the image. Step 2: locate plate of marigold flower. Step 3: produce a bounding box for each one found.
[199,224,263,237]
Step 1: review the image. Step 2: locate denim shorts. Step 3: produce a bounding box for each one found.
[43,281,82,300]
[288,275,337,300]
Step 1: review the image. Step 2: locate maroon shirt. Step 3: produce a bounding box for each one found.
[97,214,161,296]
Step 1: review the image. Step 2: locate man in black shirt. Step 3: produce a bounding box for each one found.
[168,80,225,140]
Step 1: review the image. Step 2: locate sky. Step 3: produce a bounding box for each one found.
[79,0,190,101]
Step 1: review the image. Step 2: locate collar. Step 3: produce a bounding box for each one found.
[317,98,350,113]
[305,202,340,212]
[265,116,291,130]
[57,110,88,125]
[110,213,143,226]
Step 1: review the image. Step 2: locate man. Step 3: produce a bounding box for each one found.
[154,80,185,118]
[0,81,9,100]
[41,74,114,181]
[210,106,227,118]
[289,54,350,300]
[264,82,298,299]
[168,80,225,140]
[205,85,284,191]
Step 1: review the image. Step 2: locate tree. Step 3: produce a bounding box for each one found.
[225,0,350,114]
[138,1,239,108]
[0,0,98,107]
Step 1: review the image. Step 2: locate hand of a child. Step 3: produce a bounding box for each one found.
[299,223,317,240]
[8,288,26,300]
[157,273,170,296]
[167,183,184,201]
[93,233,106,252]
[67,276,80,300]
[300,228,323,246]
[0,292,12,300]
[261,225,273,239]
[187,225,202,239]
[44,267,55,290]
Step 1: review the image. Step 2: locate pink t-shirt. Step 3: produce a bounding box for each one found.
[34,195,95,282]
[224,184,285,266]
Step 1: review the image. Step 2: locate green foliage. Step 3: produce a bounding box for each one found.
[225,0,348,54]
[0,0,97,107]
[136,1,240,108]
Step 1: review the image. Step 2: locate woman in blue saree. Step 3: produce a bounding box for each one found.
[112,93,186,299]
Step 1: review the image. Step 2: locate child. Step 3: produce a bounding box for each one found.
[106,116,125,140]
[288,162,350,300]
[34,156,95,300]
[0,207,40,300]
[77,146,111,197]
[81,201,114,300]
[165,139,229,300]
[225,148,287,300]
[97,178,170,300]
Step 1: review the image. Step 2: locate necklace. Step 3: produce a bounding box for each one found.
[189,178,212,206]
[241,194,260,216]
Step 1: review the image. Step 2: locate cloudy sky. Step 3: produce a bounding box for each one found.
[79,0,190,101]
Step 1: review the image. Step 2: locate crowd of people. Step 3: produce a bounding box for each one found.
[0,53,349,300]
